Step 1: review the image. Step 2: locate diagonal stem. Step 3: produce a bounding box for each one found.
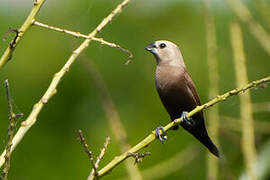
[95,76,270,178]
[1,80,18,180]
[33,21,133,63]
[80,55,142,180]
[0,0,131,168]
[0,0,46,69]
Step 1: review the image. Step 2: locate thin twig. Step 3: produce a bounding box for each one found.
[33,21,133,64]
[77,130,98,177]
[230,22,257,180]
[95,136,110,169]
[0,0,131,168]
[1,80,21,180]
[201,0,220,179]
[0,0,46,69]
[88,136,110,180]
[2,28,21,51]
[93,76,270,178]
[80,54,142,180]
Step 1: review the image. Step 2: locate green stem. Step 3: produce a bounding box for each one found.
[97,76,270,178]
[0,0,45,70]
[0,0,131,169]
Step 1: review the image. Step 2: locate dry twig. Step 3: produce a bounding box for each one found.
[77,130,111,180]
[0,0,131,168]
[80,55,142,180]
[77,130,98,177]
[0,0,46,69]
[33,21,133,64]
[88,136,111,180]
[1,80,23,180]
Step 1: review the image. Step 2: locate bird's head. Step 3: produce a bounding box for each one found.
[145,40,185,67]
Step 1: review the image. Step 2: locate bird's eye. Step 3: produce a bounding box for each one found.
[159,43,166,49]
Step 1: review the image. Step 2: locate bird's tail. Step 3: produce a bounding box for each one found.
[182,122,219,157]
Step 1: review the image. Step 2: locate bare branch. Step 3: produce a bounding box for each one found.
[80,54,142,180]
[88,136,110,180]
[33,21,133,64]
[77,130,98,177]
[0,0,131,169]
[94,76,270,178]
[1,80,22,180]
[95,136,110,169]
[0,0,46,69]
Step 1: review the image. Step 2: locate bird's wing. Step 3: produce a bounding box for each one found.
[183,71,219,157]
[184,71,202,106]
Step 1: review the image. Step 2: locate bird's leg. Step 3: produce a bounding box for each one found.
[180,111,195,129]
[155,126,167,144]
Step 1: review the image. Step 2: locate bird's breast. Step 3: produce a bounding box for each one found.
[155,65,185,92]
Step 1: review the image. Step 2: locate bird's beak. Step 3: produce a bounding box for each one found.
[145,43,157,54]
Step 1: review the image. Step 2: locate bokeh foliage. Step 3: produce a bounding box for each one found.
[0,0,269,179]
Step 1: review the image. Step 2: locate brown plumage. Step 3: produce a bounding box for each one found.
[145,40,219,157]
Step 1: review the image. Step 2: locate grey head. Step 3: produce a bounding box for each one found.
[145,40,186,68]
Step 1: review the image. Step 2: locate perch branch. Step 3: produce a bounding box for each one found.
[0,0,45,69]
[33,21,133,64]
[230,22,257,180]
[88,136,110,180]
[81,55,142,180]
[94,75,270,178]
[0,0,131,168]
[201,0,220,179]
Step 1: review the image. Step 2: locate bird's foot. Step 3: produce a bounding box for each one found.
[155,126,167,144]
[180,111,195,130]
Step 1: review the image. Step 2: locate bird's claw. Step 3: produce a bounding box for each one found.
[180,111,195,129]
[155,126,167,144]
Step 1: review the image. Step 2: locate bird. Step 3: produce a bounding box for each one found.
[145,40,219,157]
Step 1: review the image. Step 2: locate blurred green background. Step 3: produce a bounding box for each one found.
[0,0,270,179]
